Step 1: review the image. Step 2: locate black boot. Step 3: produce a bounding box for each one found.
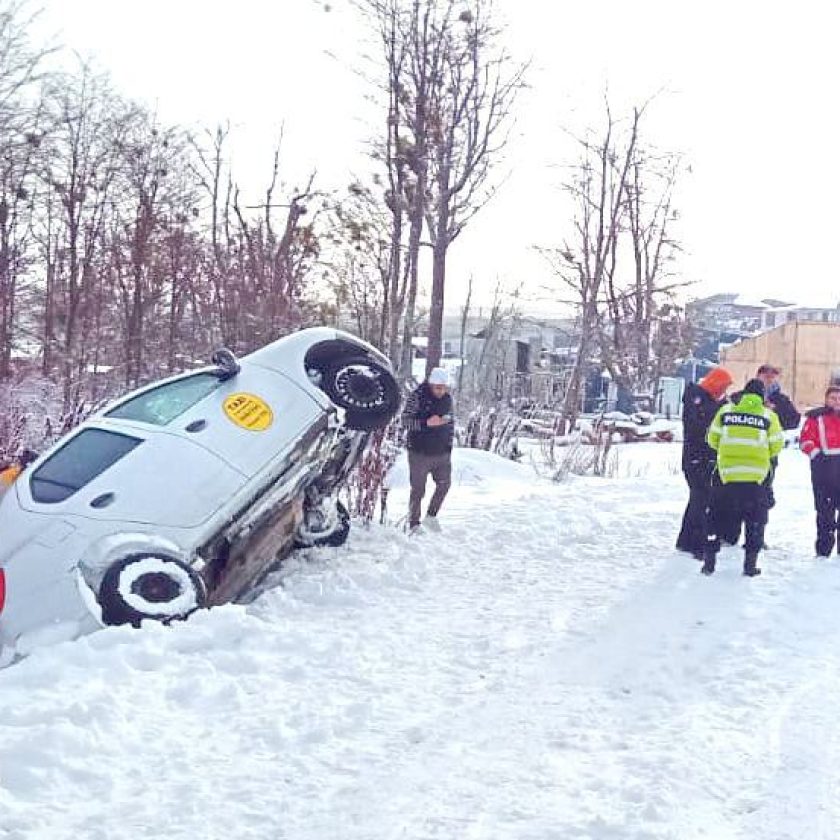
[743,551,762,577]
[701,552,716,575]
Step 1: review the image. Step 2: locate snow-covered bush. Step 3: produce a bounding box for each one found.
[0,376,89,463]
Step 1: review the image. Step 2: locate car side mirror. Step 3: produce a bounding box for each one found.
[211,347,240,381]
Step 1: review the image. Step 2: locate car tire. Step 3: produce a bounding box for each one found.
[322,358,400,431]
[295,500,351,548]
[99,554,207,628]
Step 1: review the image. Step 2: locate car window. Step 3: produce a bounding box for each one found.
[30,429,141,504]
[106,373,220,426]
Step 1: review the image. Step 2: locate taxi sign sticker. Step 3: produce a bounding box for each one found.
[223,393,274,431]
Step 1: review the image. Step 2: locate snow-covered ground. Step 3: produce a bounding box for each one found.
[2,444,839,840]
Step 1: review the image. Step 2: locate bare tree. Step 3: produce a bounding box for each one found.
[423,0,525,374]
[191,128,322,353]
[457,273,472,394]
[539,102,640,426]
[39,65,134,405]
[0,0,52,378]
[323,181,393,347]
[189,124,236,345]
[360,0,466,379]
[541,98,690,420]
[598,144,686,395]
[231,161,320,348]
[110,113,196,385]
[356,0,415,371]
[359,0,522,379]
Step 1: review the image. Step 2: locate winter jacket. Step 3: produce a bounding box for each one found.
[731,387,800,431]
[707,394,784,484]
[0,463,21,497]
[800,408,840,489]
[402,382,454,455]
[681,382,726,474]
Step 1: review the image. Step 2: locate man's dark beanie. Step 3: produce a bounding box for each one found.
[744,378,765,398]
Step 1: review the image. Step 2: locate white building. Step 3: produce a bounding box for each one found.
[760,304,840,331]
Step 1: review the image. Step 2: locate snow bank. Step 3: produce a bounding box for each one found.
[2,448,839,839]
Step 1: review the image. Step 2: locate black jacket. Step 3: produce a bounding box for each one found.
[731,388,800,431]
[682,382,725,471]
[402,383,454,455]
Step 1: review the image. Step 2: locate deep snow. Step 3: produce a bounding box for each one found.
[2,444,839,840]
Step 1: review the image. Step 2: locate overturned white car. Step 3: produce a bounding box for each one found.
[0,328,399,663]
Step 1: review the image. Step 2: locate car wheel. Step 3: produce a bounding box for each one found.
[295,500,351,548]
[322,358,400,431]
[99,554,207,627]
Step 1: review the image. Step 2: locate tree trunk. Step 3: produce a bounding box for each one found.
[426,235,447,374]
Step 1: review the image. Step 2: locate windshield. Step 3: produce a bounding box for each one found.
[106,373,220,426]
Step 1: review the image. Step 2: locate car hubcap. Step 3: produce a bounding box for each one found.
[334,365,386,410]
[132,572,182,603]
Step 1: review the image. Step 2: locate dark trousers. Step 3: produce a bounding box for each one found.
[718,461,777,545]
[408,450,452,528]
[813,484,840,556]
[705,482,768,560]
[677,461,713,554]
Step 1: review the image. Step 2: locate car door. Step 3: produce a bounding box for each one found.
[17,421,247,529]
[103,365,327,479]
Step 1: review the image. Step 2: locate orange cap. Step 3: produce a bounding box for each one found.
[699,367,733,399]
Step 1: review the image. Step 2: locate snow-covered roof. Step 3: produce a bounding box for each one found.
[729,295,772,309]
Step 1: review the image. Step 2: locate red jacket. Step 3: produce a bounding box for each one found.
[800,410,840,459]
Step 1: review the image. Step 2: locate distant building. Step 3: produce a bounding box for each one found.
[721,321,840,408]
[687,293,840,368]
[412,313,578,376]
[687,293,793,336]
[759,304,840,331]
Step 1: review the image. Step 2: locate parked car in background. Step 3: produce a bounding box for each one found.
[0,327,400,664]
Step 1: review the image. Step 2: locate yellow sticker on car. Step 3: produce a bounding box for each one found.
[223,393,274,431]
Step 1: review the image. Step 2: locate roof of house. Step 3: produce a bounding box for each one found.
[691,293,793,310]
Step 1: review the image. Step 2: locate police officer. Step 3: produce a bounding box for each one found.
[703,379,784,577]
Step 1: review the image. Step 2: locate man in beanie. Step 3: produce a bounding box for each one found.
[702,378,784,576]
[402,367,454,533]
[757,364,800,431]
[676,367,733,558]
[727,364,799,542]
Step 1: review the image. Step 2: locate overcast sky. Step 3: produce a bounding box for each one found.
[36,0,840,314]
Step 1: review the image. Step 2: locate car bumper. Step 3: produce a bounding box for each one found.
[0,569,103,667]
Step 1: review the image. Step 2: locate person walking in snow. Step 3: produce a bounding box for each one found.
[799,386,840,557]
[402,367,454,533]
[676,367,733,559]
[702,379,784,577]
